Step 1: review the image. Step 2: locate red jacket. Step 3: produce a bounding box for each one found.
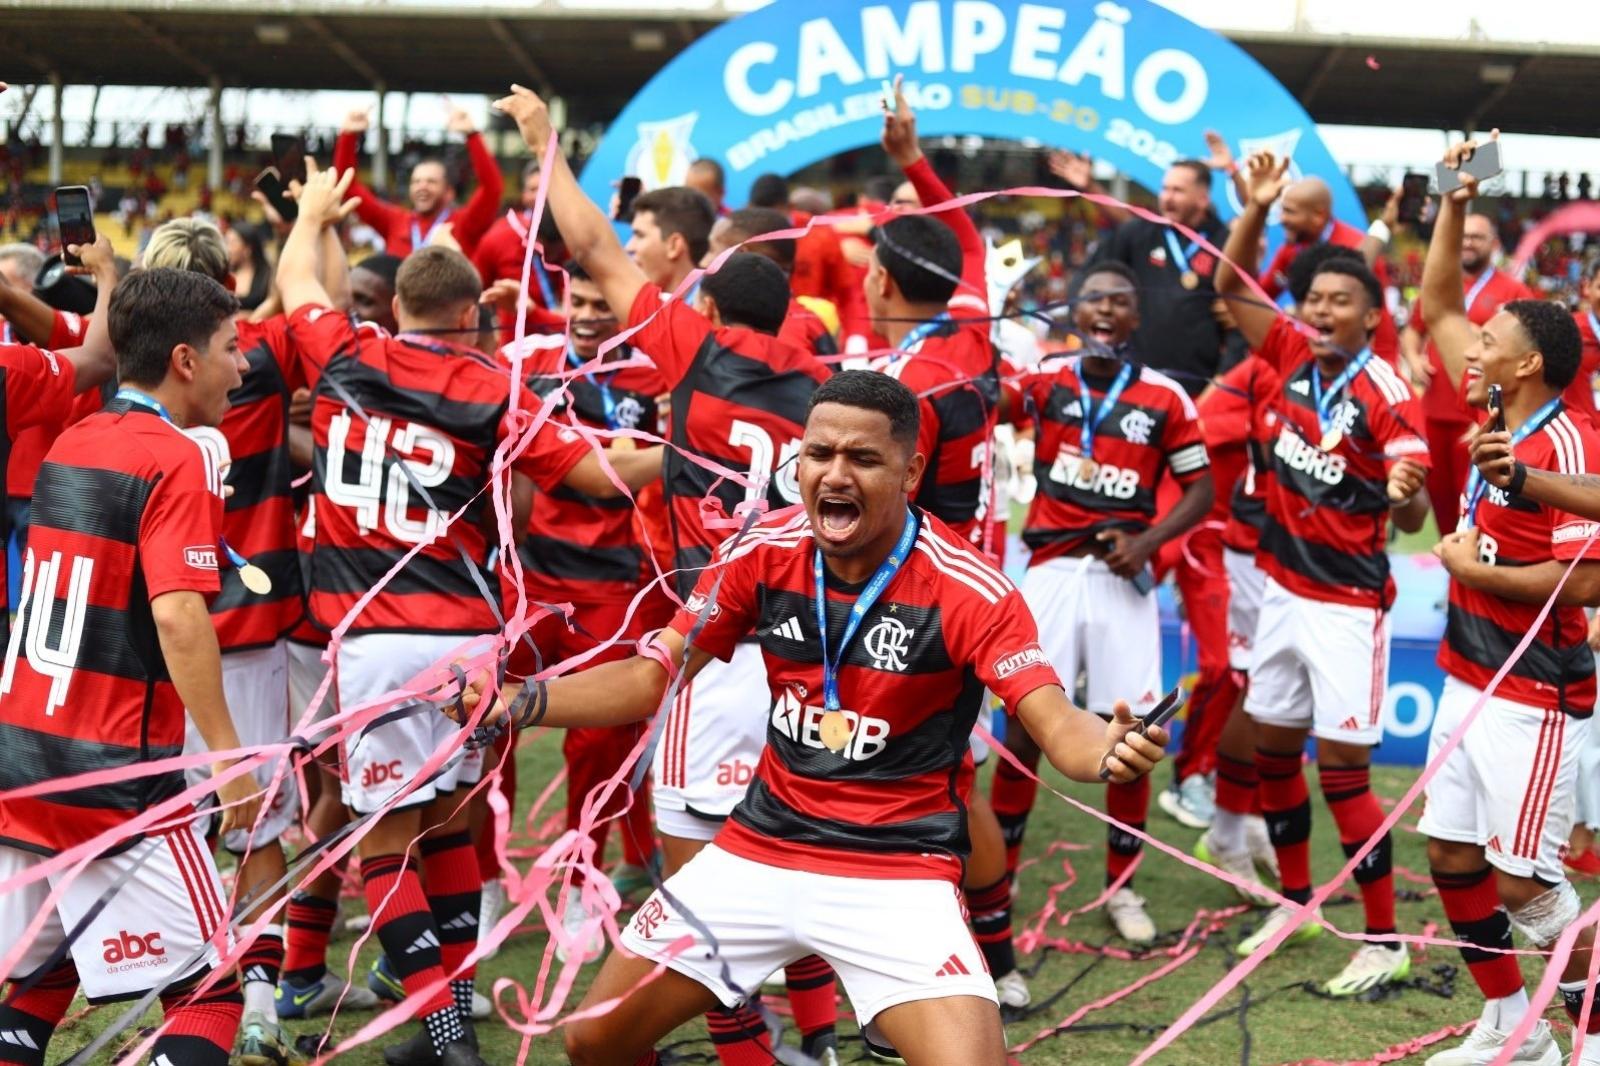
[333,131,505,258]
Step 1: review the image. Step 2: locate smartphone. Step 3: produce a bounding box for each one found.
[1398,172,1429,225]
[1488,383,1505,431]
[53,186,95,267]
[271,133,307,186]
[615,176,643,222]
[253,167,298,223]
[1142,686,1187,731]
[1437,139,1503,194]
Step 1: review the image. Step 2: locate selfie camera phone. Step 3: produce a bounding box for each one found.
[1437,139,1502,194]
[615,176,643,222]
[53,186,95,267]
[253,167,298,223]
[1398,172,1429,225]
[1488,383,1505,432]
[271,133,308,186]
[1098,686,1184,779]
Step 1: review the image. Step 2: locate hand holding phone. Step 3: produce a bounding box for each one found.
[253,167,299,223]
[271,133,308,186]
[1397,172,1429,225]
[615,177,643,222]
[1099,687,1184,780]
[53,186,96,268]
[1487,383,1506,432]
[1437,134,1502,195]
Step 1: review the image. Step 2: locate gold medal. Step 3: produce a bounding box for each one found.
[238,563,273,595]
[1180,270,1199,290]
[819,710,853,753]
[1079,457,1098,481]
[1319,428,1342,452]
[611,435,637,452]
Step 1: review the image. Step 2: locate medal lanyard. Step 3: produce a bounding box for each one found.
[409,206,454,250]
[506,210,558,309]
[114,388,253,576]
[891,312,952,366]
[1464,268,1496,314]
[1463,396,1562,527]
[1319,219,1336,243]
[1162,229,1201,275]
[1586,308,1599,347]
[567,345,621,429]
[1309,348,1374,435]
[1080,361,1135,463]
[813,507,919,712]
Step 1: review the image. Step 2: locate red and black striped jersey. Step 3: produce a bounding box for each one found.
[1205,356,1280,556]
[626,284,829,597]
[1014,355,1208,565]
[667,508,1062,884]
[1256,318,1430,609]
[189,316,305,651]
[0,399,224,855]
[1571,310,1600,424]
[506,334,665,604]
[780,298,838,356]
[5,310,91,499]
[1,343,79,645]
[288,305,591,636]
[1439,406,1600,715]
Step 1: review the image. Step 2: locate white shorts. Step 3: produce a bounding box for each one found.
[1418,676,1589,883]
[288,638,335,728]
[652,642,769,837]
[1245,577,1390,746]
[0,825,228,1002]
[338,632,488,815]
[1224,548,1266,673]
[1020,556,1161,716]
[619,845,995,1030]
[185,640,297,851]
[1578,706,1600,832]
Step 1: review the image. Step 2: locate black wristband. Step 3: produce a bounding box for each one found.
[1506,460,1528,496]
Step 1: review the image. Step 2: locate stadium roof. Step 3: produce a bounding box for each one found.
[2,1,1596,135]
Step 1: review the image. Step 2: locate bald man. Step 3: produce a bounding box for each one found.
[1260,176,1401,367]
[685,158,729,216]
[1404,211,1539,532]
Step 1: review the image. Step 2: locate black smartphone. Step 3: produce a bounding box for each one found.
[253,167,298,223]
[1488,383,1505,431]
[271,133,307,186]
[1437,139,1502,194]
[1142,686,1187,731]
[53,186,95,267]
[1398,172,1429,225]
[615,176,643,222]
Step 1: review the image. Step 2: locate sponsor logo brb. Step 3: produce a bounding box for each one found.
[103,930,168,972]
[770,686,890,761]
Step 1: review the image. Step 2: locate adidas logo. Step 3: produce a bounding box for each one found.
[0,1031,40,1051]
[1487,835,1503,853]
[244,966,272,984]
[934,953,971,978]
[405,930,441,955]
[772,616,804,641]
[441,911,479,931]
[1061,400,1084,419]
[1339,716,1360,731]
[1290,379,1311,395]
[155,1056,179,1066]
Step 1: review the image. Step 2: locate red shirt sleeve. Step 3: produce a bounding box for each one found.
[949,580,1061,713]
[902,157,986,311]
[1198,357,1257,449]
[1368,385,1431,470]
[2,343,77,435]
[627,283,711,388]
[139,436,225,600]
[666,535,761,661]
[451,133,505,254]
[506,385,590,491]
[238,314,305,392]
[45,310,89,350]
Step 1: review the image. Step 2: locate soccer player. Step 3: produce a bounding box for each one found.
[445,369,1169,1066]
[0,267,259,1066]
[1000,262,1214,943]
[276,163,663,1066]
[1402,211,1539,533]
[496,84,836,1064]
[334,104,505,259]
[625,186,717,298]
[1215,151,1431,996]
[1416,139,1600,1066]
[704,206,839,355]
[1572,260,1600,421]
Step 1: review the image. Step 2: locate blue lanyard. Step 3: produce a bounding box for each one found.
[1465,268,1496,313]
[813,507,919,711]
[409,207,453,250]
[1080,361,1135,462]
[532,259,556,309]
[1162,229,1201,273]
[899,312,951,356]
[566,346,623,430]
[1309,348,1374,434]
[1587,309,1599,347]
[114,388,251,573]
[1463,397,1562,527]
[1319,219,1336,243]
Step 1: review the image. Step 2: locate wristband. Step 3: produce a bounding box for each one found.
[638,628,681,685]
[1506,460,1528,496]
[1367,219,1392,245]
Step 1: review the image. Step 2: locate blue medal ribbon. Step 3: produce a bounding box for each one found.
[1162,229,1201,276]
[567,345,624,430]
[1079,360,1135,465]
[893,311,952,362]
[114,388,253,575]
[1463,396,1563,528]
[813,507,919,712]
[409,206,454,251]
[1586,308,1599,349]
[1309,348,1374,438]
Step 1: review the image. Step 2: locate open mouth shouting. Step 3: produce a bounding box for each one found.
[814,494,863,547]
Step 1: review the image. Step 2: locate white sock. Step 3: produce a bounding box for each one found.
[243,977,277,1019]
[1487,988,1529,1031]
[1210,807,1247,854]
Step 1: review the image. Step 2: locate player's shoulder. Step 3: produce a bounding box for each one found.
[910,513,1017,607]
[1357,353,1413,406]
[1537,409,1599,475]
[1134,364,1198,417]
[717,505,814,564]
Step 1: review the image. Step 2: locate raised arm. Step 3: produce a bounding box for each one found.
[883,75,986,302]
[1213,151,1291,352]
[278,161,360,315]
[334,110,404,237]
[1015,686,1167,784]
[1048,149,1130,227]
[47,234,118,391]
[1420,135,1496,391]
[449,109,506,249]
[561,445,664,498]
[493,84,647,325]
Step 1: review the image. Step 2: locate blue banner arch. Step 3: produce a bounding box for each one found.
[579,0,1362,227]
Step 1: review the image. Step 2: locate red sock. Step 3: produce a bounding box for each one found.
[156,969,243,1066]
[1105,775,1150,887]
[361,855,456,1020]
[705,1003,774,1065]
[1173,667,1241,781]
[0,959,79,1063]
[1214,753,1258,817]
[422,831,483,983]
[283,890,338,984]
[1431,866,1523,999]
[990,753,1040,880]
[634,1053,661,1066]
[1319,765,1395,935]
[965,876,1016,976]
[1256,748,1312,903]
[784,954,837,1043]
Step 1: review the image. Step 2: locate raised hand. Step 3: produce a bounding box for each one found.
[494,84,554,151]
[1202,129,1235,173]
[1099,701,1168,784]
[1241,150,1292,210]
[446,103,477,136]
[1048,149,1093,190]
[341,107,371,135]
[879,74,922,168]
[297,158,360,229]
[66,233,117,280]
[1440,129,1500,204]
[1468,424,1517,488]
